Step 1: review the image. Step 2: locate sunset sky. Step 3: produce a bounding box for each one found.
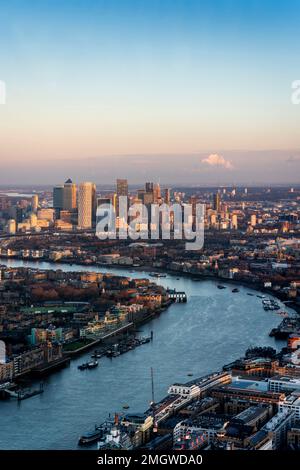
[0,0,300,184]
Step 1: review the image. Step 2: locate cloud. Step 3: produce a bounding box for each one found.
[201,153,233,169]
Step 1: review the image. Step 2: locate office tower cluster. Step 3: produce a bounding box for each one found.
[207,191,239,230]
[137,182,163,206]
[52,178,96,230]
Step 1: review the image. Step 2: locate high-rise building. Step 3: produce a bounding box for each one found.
[31,194,39,213]
[116,179,128,197]
[164,188,171,205]
[91,183,97,223]
[53,185,64,216]
[213,192,221,212]
[145,182,154,193]
[137,189,145,201]
[63,178,77,210]
[15,206,25,223]
[153,183,161,203]
[116,179,128,216]
[78,182,94,229]
[143,192,154,205]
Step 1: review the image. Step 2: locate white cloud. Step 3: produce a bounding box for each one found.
[202,153,233,169]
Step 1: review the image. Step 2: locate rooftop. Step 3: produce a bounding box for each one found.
[247,429,269,447]
[263,409,294,431]
[270,376,300,385]
[231,378,268,392]
[234,405,269,424]
[181,413,229,431]
[281,392,300,406]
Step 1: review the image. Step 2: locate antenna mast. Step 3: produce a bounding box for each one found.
[151,367,155,405]
[150,367,157,432]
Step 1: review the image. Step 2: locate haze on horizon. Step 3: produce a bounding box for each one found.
[0,0,300,185]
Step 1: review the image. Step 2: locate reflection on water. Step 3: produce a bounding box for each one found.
[0,259,289,449]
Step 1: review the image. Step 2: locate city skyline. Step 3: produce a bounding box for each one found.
[0,0,300,185]
[2,1,300,460]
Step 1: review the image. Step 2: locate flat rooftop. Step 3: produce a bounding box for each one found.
[231,378,268,392]
[235,405,269,423]
[281,392,300,406]
[270,376,300,384]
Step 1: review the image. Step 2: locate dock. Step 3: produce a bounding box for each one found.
[1,382,44,401]
[167,289,187,303]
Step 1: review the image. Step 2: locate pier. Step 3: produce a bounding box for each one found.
[1,383,44,401]
[167,289,187,303]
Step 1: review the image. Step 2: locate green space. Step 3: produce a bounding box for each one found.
[20,306,82,315]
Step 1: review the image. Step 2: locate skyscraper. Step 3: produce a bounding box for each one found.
[116,179,128,216]
[63,178,77,210]
[78,182,94,229]
[153,183,161,203]
[164,188,171,205]
[213,192,221,212]
[92,183,97,223]
[145,182,154,193]
[31,195,39,213]
[53,185,64,218]
[116,179,128,197]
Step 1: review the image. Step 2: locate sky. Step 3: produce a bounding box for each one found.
[0,0,300,185]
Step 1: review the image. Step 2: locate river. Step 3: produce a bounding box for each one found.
[0,259,291,449]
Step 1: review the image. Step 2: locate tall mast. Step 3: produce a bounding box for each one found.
[151,367,155,406]
[150,367,157,432]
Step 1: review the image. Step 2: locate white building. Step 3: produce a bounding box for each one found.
[262,409,296,450]
[279,392,300,419]
[168,371,231,399]
[173,416,228,445]
[268,376,300,393]
[168,383,201,399]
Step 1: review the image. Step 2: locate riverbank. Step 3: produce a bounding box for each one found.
[0,266,287,450]
[1,254,299,315]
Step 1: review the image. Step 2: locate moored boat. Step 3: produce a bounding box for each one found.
[87,361,98,369]
[78,430,103,446]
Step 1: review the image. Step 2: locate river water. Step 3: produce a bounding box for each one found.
[0,259,290,449]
